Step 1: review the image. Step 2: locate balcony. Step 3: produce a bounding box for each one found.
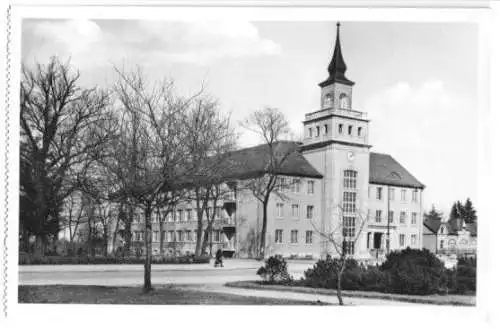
[305,107,368,122]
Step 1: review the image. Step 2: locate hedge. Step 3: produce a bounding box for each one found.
[19,253,211,265]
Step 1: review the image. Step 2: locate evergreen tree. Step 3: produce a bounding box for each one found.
[424,205,443,222]
[462,198,477,224]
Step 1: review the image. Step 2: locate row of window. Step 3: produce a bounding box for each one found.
[399,234,418,248]
[133,230,223,243]
[368,209,418,225]
[439,238,476,249]
[370,186,419,203]
[276,178,316,194]
[134,206,227,224]
[276,203,315,219]
[275,229,314,245]
[307,124,363,138]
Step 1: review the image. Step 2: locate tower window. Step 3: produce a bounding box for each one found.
[357,127,362,136]
[338,124,343,134]
[308,127,312,138]
[316,126,320,137]
[348,125,353,135]
[324,124,328,134]
[324,93,333,107]
[339,93,349,109]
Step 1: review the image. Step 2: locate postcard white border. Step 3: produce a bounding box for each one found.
[2,3,499,329]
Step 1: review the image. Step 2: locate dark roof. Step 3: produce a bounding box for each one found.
[221,141,323,181]
[369,153,425,189]
[423,218,442,234]
[319,22,354,87]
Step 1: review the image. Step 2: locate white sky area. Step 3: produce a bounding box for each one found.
[21,19,478,215]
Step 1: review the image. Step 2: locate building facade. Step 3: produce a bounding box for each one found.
[130,23,425,260]
[423,217,477,256]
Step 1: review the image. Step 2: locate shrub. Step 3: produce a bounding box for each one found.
[360,266,391,292]
[380,248,448,295]
[303,255,366,291]
[257,255,291,283]
[454,257,476,294]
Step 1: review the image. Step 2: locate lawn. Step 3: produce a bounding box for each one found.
[18,285,329,305]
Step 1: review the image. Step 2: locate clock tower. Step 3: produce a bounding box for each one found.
[301,22,371,258]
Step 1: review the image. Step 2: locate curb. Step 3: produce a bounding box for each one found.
[225,281,475,306]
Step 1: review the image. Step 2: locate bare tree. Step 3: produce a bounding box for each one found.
[99,66,200,292]
[311,205,368,305]
[240,107,296,257]
[20,57,112,255]
[182,96,236,256]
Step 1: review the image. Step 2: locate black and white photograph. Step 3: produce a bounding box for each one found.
[1,1,500,328]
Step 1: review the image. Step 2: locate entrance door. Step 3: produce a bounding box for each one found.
[374,232,382,249]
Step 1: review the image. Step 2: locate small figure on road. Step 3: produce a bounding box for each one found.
[214,249,224,268]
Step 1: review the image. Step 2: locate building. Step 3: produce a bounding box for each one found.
[130,23,425,260]
[423,217,477,256]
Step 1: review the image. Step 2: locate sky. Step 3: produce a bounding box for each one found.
[21,19,479,214]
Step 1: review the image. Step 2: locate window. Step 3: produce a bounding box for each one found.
[399,234,406,247]
[215,207,222,219]
[278,177,287,192]
[276,203,284,218]
[213,230,221,242]
[307,180,315,194]
[357,127,362,136]
[338,124,343,134]
[324,124,328,134]
[207,207,213,220]
[343,170,357,189]
[367,209,371,222]
[343,241,355,255]
[306,205,314,219]
[153,213,158,223]
[186,209,192,221]
[292,204,299,218]
[412,190,418,202]
[290,230,298,244]
[440,240,445,249]
[388,210,394,223]
[368,186,372,198]
[375,210,382,223]
[186,230,192,242]
[339,93,349,109]
[275,229,283,244]
[291,179,300,193]
[167,212,173,222]
[411,212,417,225]
[324,93,333,107]
[343,216,356,238]
[306,231,313,244]
[343,192,356,213]
[153,231,159,242]
[440,226,444,234]
[400,211,406,224]
[176,210,182,222]
[176,231,183,242]
[348,125,353,135]
[168,231,174,242]
[376,187,383,200]
[388,187,395,201]
[401,189,407,201]
[411,234,417,247]
[308,127,313,137]
[316,126,320,137]
[161,231,167,241]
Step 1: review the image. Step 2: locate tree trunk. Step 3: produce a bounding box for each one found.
[336,259,346,306]
[143,205,153,292]
[195,209,204,256]
[259,198,269,258]
[112,217,120,255]
[103,222,108,257]
[201,220,213,255]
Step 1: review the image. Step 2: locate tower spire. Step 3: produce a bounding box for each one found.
[319,22,354,87]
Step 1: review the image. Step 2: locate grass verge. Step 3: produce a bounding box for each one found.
[18,285,329,305]
[225,281,475,306]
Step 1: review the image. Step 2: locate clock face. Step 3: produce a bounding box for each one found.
[347,151,355,162]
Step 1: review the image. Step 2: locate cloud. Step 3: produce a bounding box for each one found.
[364,80,477,211]
[22,19,281,69]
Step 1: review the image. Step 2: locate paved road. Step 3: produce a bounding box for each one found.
[18,259,415,305]
[19,259,314,286]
